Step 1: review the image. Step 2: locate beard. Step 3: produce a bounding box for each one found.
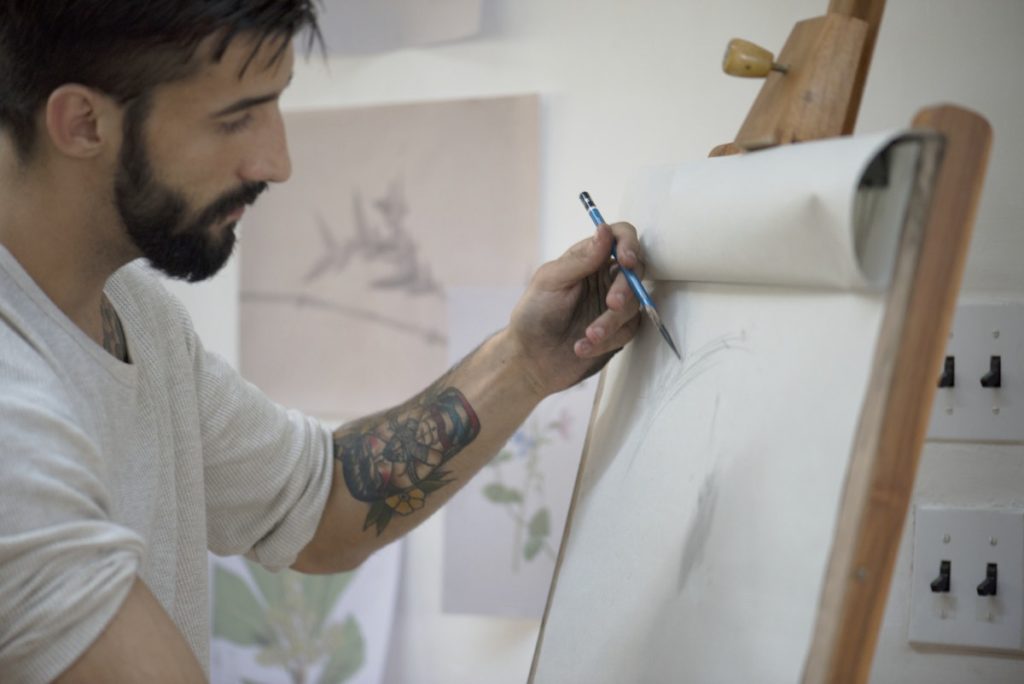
[114,101,267,282]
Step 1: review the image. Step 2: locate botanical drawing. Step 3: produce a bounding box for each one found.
[482,407,577,570]
[241,179,446,345]
[213,561,364,684]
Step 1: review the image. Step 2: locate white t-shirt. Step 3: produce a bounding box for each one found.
[0,247,334,682]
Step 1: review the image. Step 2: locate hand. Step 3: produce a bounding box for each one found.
[508,222,644,397]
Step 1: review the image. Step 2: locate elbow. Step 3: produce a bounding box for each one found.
[290,545,369,575]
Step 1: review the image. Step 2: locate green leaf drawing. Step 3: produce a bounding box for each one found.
[215,561,366,683]
[483,483,523,504]
[213,566,273,647]
[489,450,514,467]
[523,536,543,561]
[304,571,356,633]
[247,563,286,616]
[317,617,366,684]
[528,508,550,538]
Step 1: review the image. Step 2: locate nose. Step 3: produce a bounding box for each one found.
[240,108,292,184]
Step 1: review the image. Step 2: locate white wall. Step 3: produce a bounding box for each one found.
[166,1,1024,681]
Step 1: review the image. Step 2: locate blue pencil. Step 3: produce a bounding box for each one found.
[579,191,681,361]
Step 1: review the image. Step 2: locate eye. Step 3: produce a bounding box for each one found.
[219,113,253,134]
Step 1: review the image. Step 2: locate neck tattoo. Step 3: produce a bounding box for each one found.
[100,295,130,363]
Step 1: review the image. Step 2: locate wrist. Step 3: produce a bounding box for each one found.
[485,327,549,405]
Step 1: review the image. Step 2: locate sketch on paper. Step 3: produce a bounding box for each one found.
[239,97,540,421]
[441,286,596,618]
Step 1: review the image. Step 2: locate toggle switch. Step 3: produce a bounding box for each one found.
[977,563,998,596]
[938,356,955,388]
[980,356,1002,388]
[930,560,952,593]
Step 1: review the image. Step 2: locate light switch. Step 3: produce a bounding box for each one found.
[928,303,1024,443]
[909,506,1024,651]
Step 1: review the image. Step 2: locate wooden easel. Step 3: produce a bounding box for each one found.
[531,1,991,682]
[708,1,990,681]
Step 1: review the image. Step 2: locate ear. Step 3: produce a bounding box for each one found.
[44,85,121,159]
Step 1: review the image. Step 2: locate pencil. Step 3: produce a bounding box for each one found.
[579,191,681,361]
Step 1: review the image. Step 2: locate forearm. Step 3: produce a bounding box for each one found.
[294,328,544,573]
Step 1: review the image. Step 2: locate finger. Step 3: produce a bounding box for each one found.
[584,302,641,349]
[605,269,644,314]
[574,314,641,358]
[606,221,643,273]
[536,225,615,289]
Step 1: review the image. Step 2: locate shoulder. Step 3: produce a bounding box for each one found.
[0,304,76,420]
[107,261,199,354]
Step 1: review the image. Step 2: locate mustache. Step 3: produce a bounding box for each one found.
[195,181,268,227]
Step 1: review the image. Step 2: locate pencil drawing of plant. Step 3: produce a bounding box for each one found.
[240,177,449,347]
[303,179,443,298]
[213,561,364,684]
[483,409,575,570]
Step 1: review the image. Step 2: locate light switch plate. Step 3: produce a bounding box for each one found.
[909,506,1024,651]
[928,303,1024,443]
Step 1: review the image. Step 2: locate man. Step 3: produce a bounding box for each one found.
[0,2,643,681]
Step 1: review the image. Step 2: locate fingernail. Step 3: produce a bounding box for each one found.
[577,339,593,355]
[589,326,605,341]
[625,249,638,263]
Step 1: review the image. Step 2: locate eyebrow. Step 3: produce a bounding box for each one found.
[211,73,294,118]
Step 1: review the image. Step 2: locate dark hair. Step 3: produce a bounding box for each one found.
[0,1,323,163]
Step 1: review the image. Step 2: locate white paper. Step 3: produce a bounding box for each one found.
[622,130,923,290]
[533,130,939,683]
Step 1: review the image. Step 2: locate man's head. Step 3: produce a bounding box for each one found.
[0,1,321,281]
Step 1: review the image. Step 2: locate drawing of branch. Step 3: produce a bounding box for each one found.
[302,179,443,299]
[241,291,447,347]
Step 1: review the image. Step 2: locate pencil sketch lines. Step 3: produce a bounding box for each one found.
[676,471,719,593]
[624,331,748,476]
[302,179,443,298]
[241,291,448,346]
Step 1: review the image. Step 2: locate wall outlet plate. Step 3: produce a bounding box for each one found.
[909,506,1024,651]
[928,303,1024,443]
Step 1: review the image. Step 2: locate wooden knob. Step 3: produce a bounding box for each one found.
[722,38,788,78]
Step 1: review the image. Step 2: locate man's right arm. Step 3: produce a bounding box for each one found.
[54,578,206,683]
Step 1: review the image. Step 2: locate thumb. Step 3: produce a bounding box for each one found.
[540,225,614,288]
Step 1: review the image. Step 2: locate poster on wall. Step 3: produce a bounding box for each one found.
[440,287,596,619]
[209,543,402,684]
[239,97,540,421]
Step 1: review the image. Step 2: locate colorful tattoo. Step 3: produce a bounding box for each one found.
[100,295,129,363]
[333,385,480,534]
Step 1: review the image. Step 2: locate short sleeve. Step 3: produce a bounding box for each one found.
[181,313,334,571]
[0,384,145,682]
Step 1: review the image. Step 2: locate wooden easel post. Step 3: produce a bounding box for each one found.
[712,1,992,681]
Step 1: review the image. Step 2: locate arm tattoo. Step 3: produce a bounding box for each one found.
[100,295,130,363]
[333,383,480,535]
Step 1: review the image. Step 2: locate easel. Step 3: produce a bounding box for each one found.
[532,0,991,682]
[710,1,990,681]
